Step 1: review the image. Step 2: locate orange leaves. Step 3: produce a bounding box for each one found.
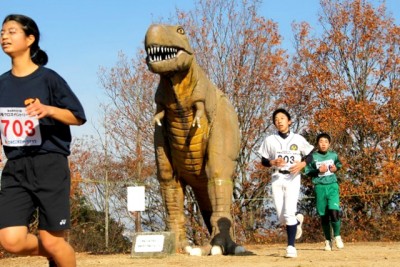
[313,107,347,135]
[316,41,330,55]
[293,21,311,42]
[289,3,399,231]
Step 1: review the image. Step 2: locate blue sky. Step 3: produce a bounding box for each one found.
[1,0,399,138]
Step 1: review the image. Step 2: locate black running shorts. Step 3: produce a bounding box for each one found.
[0,153,71,231]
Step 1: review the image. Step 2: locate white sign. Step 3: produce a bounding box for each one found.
[134,235,165,252]
[127,186,145,211]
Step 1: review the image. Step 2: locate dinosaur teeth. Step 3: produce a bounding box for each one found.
[147,46,179,62]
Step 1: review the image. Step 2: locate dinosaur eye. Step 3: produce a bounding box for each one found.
[177,27,185,35]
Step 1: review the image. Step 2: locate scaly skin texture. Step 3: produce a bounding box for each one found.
[145,24,241,255]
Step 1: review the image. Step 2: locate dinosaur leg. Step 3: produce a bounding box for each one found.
[205,97,243,255]
[159,180,187,251]
[184,176,235,256]
[154,127,187,251]
[205,110,241,254]
[206,161,238,255]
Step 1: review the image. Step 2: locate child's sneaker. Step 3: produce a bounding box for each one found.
[335,236,344,249]
[324,240,332,251]
[285,245,297,258]
[295,214,304,239]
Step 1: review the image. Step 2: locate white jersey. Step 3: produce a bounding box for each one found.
[258,132,314,176]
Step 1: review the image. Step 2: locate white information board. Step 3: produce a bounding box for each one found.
[134,234,165,252]
[127,186,145,211]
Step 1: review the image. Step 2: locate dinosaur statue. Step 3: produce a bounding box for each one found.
[144,24,244,256]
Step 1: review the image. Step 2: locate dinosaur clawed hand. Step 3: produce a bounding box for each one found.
[192,116,201,128]
[192,106,204,128]
[153,110,165,126]
[153,117,162,126]
[191,101,205,128]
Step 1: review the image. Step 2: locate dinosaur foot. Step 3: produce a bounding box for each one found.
[185,244,212,256]
[234,245,246,254]
[210,245,246,255]
[185,244,245,256]
[189,247,203,256]
[211,245,223,255]
[184,245,193,254]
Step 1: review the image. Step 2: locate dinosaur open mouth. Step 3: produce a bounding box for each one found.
[147,46,179,62]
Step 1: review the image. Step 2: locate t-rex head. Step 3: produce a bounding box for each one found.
[144,24,194,74]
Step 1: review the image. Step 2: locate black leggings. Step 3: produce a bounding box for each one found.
[321,209,340,223]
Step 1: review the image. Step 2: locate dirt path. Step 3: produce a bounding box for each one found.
[1,242,398,267]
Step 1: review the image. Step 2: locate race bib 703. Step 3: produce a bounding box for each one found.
[0,107,42,146]
[276,150,301,170]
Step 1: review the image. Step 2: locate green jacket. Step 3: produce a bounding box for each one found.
[305,150,342,185]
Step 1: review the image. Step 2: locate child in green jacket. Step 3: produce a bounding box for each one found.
[305,133,344,251]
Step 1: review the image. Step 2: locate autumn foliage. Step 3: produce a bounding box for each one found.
[281,0,400,242]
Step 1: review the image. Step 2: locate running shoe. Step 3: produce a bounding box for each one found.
[335,236,344,249]
[324,240,332,251]
[295,214,304,239]
[285,245,297,258]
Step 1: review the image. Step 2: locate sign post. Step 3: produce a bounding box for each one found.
[127,186,175,257]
